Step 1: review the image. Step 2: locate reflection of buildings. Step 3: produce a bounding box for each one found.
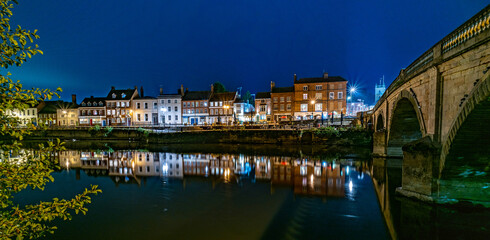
[159,152,183,178]
[255,156,271,180]
[56,150,347,197]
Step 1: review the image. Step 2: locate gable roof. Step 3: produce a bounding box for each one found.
[106,88,138,100]
[295,76,347,84]
[209,92,236,101]
[182,91,211,101]
[80,97,106,107]
[256,92,271,99]
[271,86,294,93]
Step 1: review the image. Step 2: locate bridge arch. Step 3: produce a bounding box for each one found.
[387,90,426,156]
[440,72,490,177]
[376,113,384,131]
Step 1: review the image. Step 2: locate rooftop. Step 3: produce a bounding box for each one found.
[256,92,271,99]
[295,76,347,84]
[271,86,294,93]
[209,92,237,101]
[106,88,137,100]
[182,91,211,101]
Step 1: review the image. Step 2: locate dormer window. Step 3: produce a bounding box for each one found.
[93,102,97,106]
[121,93,126,98]
[82,102,86,106]
[87,102,92,106]
[99,102,103,106]
[112,93,116,98]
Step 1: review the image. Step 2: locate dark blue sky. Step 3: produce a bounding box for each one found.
[7,0,489,104]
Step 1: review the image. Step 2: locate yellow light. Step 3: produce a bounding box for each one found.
[310,100,315,105]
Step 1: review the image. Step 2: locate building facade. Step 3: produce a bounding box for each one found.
[5,107,38,127]
[105,86,138,126]
[254,92,271,123]
[57,102,79,127]
[293,73,347,120]
[270,82,294,122]
[157,88,182,126]
[132,96,158,126]
[233,98,255,123]
[79,97,106,126]
[181,90,210,125]
[208,92,237,124]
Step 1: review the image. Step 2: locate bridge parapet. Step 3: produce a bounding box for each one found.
[374,4,490,112]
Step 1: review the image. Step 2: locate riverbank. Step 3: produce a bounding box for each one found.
[11,127,373,146]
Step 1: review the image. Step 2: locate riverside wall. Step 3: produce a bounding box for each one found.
[12,128,372,146]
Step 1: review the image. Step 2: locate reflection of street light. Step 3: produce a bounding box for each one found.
[129,110,133,126]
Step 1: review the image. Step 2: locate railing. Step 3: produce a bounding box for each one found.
[374,4,490,112]
[442,6,490,53]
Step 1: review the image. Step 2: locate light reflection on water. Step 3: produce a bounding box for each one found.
[14,149,385,239]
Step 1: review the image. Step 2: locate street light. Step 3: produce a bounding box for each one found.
[348,86,357,116]
[223,105,230,125]
[310,100,315,121]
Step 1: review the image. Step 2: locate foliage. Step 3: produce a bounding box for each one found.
[104,126,113,137]
[0,1,101,239]
[137,127,150,137]
[213,81,226,93]
[311,126,341,138]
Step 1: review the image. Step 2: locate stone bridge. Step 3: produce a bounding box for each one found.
[372,5,490,205]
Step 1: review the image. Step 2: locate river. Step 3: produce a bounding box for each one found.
[12,143,489,239]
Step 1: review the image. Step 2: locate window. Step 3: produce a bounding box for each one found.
[144,103,148,109]
[210,109,214,115]
[121,102,125,107]
[280,104,284,111]
[137,114,141,121]
[153,102,157,109]
[303,86,308,91]
[273,97,278,103]
[146,154,150,161]
[174,100,178,103]
[280,97,284,102]
[112,93,116,98]
[338,92,343,99]
[137,103,140,109]
[287,104,291,110]
[82,102,86,106]
[301,104,307,112]
[87,102,92,106]
[122,93,126,98]
[260,105,266,112]
[161,100,164,104]
[315,103,322,111]
[210,102,214,107]
[286,96,291,102]
[174,106,178,111]
[168,115,171,121]
[219,101,222,107]
[145,114,148,121]
[168,106,171,112]
[315,85,322,90]
[303,93,308,100]
[329,92,334,99]
[175,115,178,120]
[315,93,322,99]
[338,102,343,109]
[204,102,208,107]
[168,100,171,103]
[116,102,120,107]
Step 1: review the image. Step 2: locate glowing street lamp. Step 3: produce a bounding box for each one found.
[348,86,357,116]
[223,105,230,125]
[310,100,315,120]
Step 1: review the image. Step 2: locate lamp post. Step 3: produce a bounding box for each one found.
[348,86,357,116]
[310,100,315,120]
[223,105,230,125]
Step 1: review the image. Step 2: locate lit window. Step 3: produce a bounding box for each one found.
[303,93,308,100]
[315,85,322,90]
[315,93,322,99]
[301,104,307,112]
[338,92,343,99]
[329,92,334,99]
[303,86,308,91]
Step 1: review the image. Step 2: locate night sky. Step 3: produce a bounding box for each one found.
[6,0,489,104]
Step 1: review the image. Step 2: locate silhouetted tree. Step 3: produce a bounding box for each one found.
[213,81,226,93]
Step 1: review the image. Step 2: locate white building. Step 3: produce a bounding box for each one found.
[159,152,184,178]
[157,89,182,126]
[233,98,255,123]
[5,108,38,127]
[132,96,158,126]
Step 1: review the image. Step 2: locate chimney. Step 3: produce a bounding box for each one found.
[294,74,297,82]
[71,94,76,104]
[323,72,328,79]
[270,81,275,91]
[140,86,144,97]
[180,84,184,96]
[134,85,138,90]
[111,86,115,90]
[186,88,189,93]
[160,87,163,95]
[211,84,214,93]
